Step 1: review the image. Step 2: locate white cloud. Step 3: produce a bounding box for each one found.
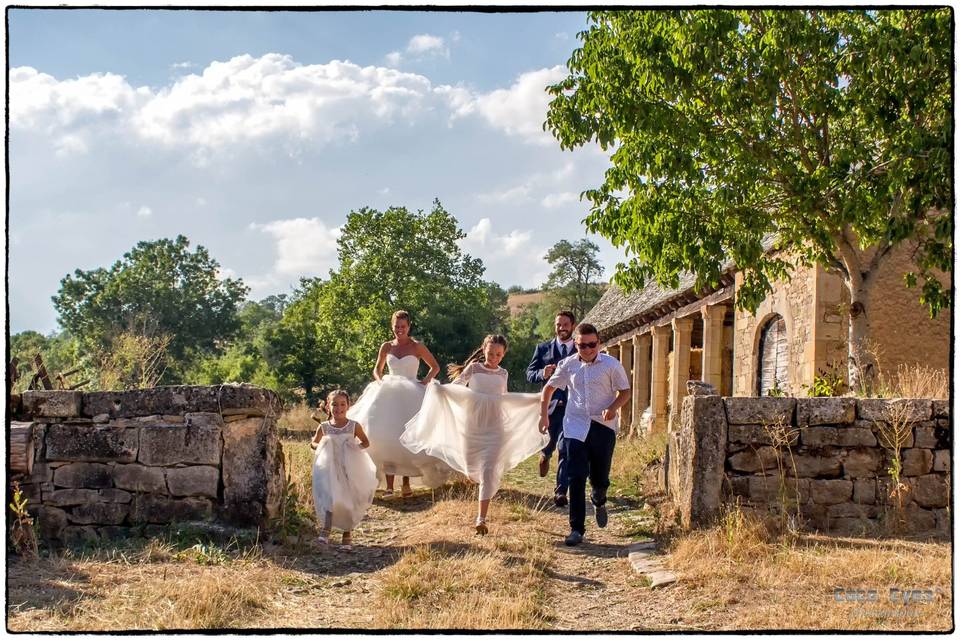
[555,32,569,40]
[384,51,403,67]
[54,134,88,157]
[379,187,391,195]
[11,55,439,154]
[459,218,549,288]
[171,61,194,70]
[407,34,448,57]
[439,66,567,145]
[477,162,583,208]
[460,218,535,258]
[477,184,532,205]
[472,66,566,145]
[136,205,153,218]
[250,217,342,277]
[541,192,579,209]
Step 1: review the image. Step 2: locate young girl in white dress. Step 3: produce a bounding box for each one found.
[348,310,453,496]
[311,389,379,549]
[401,335,548,535]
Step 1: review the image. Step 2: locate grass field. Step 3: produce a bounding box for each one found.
[6,435,952,632]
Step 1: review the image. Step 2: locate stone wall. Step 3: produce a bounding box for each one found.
[668,395,950,536]
[10,385,285,546]
[823,242,951,378]
[733,261,817,396]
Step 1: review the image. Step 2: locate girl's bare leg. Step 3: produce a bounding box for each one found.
[476,497,490,535]
[401,476,412,497]
[384,474,395,495]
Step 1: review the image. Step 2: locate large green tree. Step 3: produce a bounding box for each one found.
[52,235,249,381]
[545,9,951,385]
[542,238,605,321]
[320,201,507,390]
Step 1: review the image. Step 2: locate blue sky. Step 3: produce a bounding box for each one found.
[9,8,623,334]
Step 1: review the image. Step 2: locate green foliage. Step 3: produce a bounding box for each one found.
[542,239,605,321]
[53,235,249,382]
[501,306,543,392]
[319,200,507,390]
[546,10,952,321]
[8,482,38,558]
[9,330,81,391]
[804,364,847,397]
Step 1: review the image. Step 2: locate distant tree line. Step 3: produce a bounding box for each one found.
[11,201,606,404]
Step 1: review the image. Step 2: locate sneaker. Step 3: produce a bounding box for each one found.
[553,493,568,508]
[538,454,549,478]
[317,533,329,545]
[595,503,608,528]
[475,517,488,536]
[564,530,584,546]
[382,489,394,497]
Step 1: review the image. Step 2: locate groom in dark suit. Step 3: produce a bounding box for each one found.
[526,310,576,506]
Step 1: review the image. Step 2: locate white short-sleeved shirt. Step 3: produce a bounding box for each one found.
[546,352,631,442]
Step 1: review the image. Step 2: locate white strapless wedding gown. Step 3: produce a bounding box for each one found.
[347,354,454,487]
[401,363,548,500]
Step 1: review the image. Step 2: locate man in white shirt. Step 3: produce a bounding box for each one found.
[539,322,631,546]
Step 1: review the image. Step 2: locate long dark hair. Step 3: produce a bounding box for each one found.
[447,334,508,380]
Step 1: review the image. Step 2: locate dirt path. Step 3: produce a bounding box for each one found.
[6,457,689,632]
[261,464,678,631]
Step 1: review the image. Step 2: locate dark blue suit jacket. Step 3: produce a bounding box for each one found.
[526,339,571,405]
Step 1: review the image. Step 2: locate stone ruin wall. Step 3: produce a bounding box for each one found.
[668,395,951,536]
[9,385,285,546]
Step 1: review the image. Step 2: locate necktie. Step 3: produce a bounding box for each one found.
[560,343,568,359]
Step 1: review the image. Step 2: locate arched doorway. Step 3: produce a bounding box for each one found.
[756,314,788,396]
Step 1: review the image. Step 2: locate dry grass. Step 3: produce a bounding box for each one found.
[667,506,952,631]
[881,364,949,400]
[8,539,278,631]
[277,402,320,435]
[373,498,553,629]
[610,431,668,498]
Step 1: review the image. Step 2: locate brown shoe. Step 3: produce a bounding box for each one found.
[538,454,549,478]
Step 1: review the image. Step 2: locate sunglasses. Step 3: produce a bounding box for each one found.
[575,341,599,350]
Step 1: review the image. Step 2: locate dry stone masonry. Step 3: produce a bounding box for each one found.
[667,395,950,536]
[11,385,285,546]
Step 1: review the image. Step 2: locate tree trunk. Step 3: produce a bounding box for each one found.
[9,422,34,475]
[846,280,875,394]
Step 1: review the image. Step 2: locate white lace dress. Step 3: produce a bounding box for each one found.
[311,420,379,531]
[347,353,454,487]
[401,362,548,500]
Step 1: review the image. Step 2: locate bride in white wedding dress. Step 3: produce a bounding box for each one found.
[401,334,547,534]
[347,310,453,495]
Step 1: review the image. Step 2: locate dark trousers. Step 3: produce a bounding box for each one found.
[562,421,616,535]
[541,404,569,495]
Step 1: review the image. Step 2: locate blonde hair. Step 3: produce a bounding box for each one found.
[391,310,411,325]
[447,334,508,379]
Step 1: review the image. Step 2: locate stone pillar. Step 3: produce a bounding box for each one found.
[618,340,633,433]
[650,325,671,432]
[670,394,728,529]
[701,305,725,392]
[669,317,694,431]
[632,333,651,430]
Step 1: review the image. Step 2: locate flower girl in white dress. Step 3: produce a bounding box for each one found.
[311,390,379,549]
[402,335,548,535]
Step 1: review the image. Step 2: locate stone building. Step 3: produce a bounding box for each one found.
[583,242,951,433]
